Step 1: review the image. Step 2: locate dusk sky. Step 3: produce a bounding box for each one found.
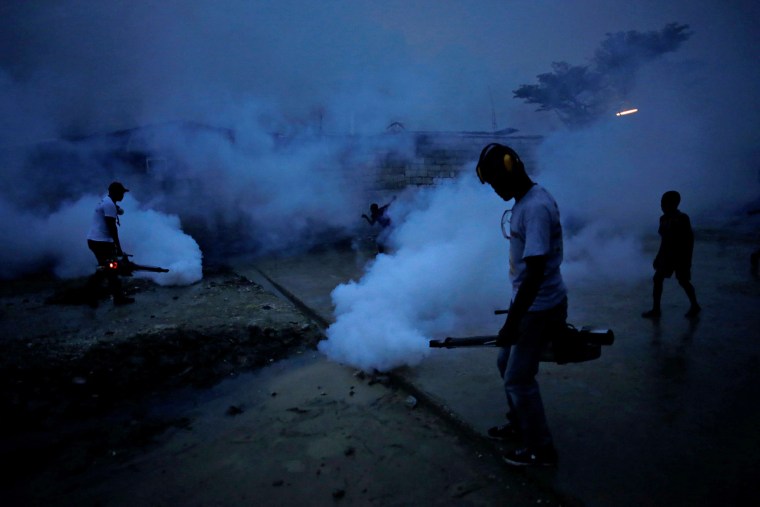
[2,0,758,141]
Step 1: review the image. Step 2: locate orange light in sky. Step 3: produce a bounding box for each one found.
[616,108,639,117]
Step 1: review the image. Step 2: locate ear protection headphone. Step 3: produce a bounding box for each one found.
[476,143,524,184]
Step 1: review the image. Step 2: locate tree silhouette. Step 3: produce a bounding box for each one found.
[514,23,692,128]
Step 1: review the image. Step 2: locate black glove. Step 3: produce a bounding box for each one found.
[495,320,519,347]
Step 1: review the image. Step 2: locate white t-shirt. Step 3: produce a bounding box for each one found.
[87,194,118,242]
[509,184,567,311]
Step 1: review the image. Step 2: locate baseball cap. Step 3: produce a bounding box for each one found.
[108,181,129,193]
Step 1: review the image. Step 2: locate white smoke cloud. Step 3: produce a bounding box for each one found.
[115,113,382,257]
[0,193,202,286]
[317,163,657,373]
[319,176,509,372]
[118,197,204,286]
[0,197,46,278]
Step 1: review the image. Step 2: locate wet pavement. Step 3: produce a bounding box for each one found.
[238,230,760,507]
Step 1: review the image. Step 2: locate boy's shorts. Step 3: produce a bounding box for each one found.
[656,266,691,282]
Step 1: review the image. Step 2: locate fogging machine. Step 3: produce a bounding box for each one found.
[429,324,614,364]
[100,253,169,277]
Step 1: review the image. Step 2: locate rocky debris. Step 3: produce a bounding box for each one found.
[367,374,390,386]
[226,405,244,416]
[1,322,321,433]
[0,266,324,487]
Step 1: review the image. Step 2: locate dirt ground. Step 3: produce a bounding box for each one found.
[0,265,569,506]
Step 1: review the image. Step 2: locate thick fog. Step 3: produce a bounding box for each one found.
[1,1,758,367]
[319,3,760,371]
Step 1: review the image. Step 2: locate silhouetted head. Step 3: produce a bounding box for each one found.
[475,143,531,201]
[661,190,681,213]
[370,203,379,213]
[108,181,129,202]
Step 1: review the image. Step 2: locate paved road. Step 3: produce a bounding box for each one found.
[241,230,760,507]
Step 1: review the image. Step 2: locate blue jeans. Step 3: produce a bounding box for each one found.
[497,298,567,449]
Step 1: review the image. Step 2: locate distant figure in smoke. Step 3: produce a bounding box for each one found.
[642,190,701,319]
[85,181,134,306]
[361,197,395,253]
[476,144,566,467]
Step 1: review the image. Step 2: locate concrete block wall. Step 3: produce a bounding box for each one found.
[369,132,543,191]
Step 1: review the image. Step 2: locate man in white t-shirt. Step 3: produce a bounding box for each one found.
[85,181,134,306]
[476,143,567,466]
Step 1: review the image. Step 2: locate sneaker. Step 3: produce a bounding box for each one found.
[641,309,661,319]
[502,445,558,467]
[113,296,135,306]
[685,305,701,318]
[487,422,520,440]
